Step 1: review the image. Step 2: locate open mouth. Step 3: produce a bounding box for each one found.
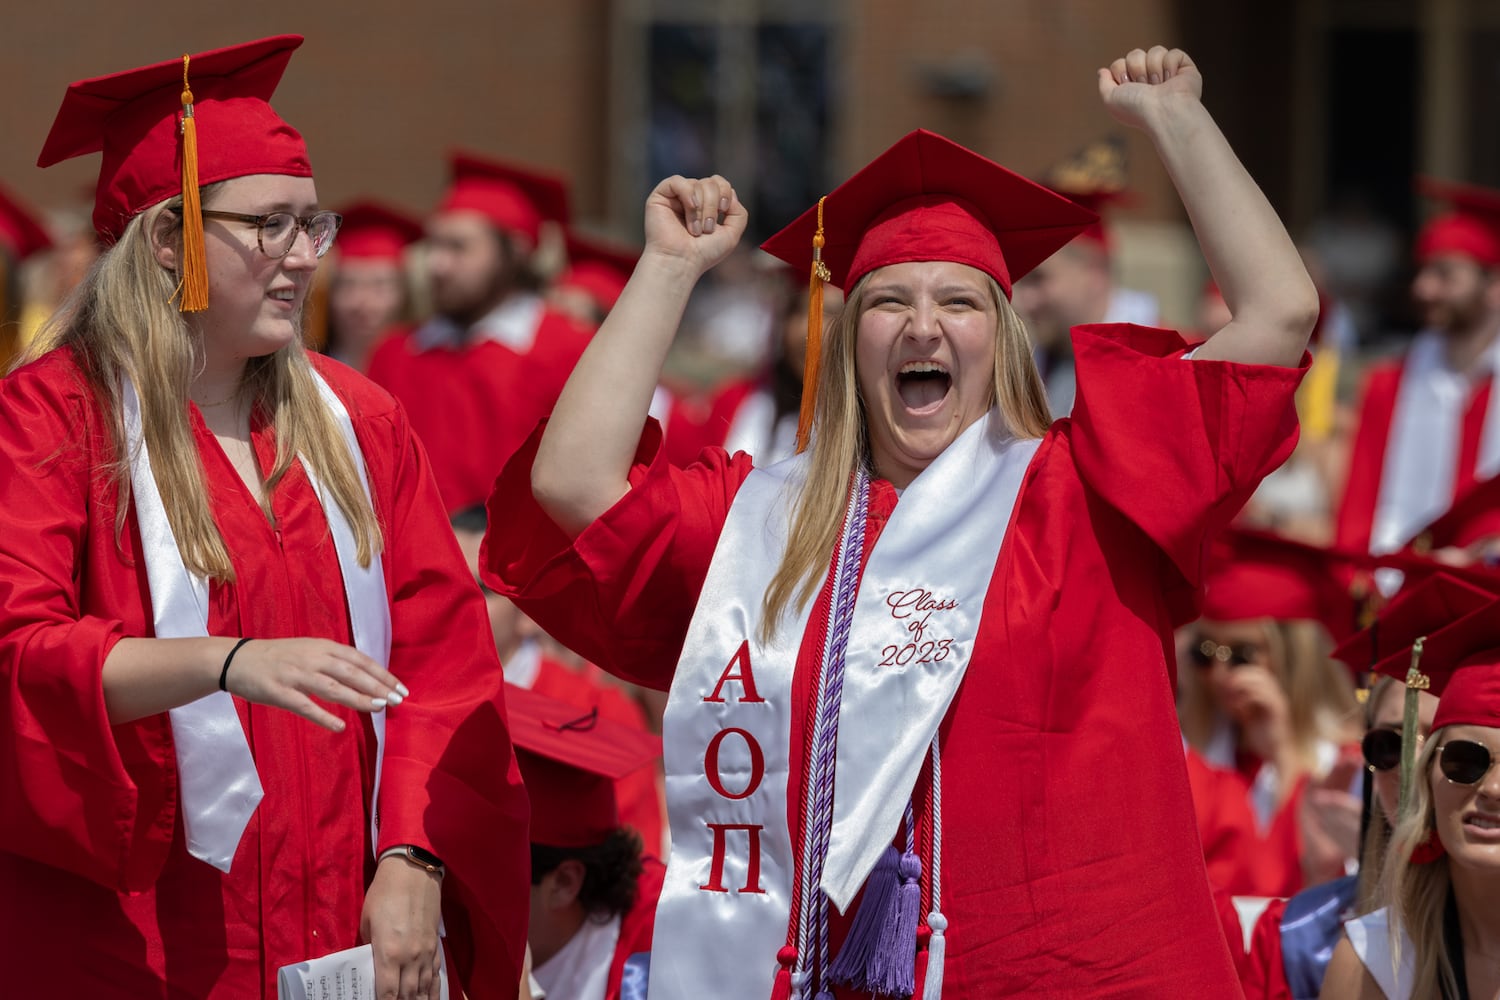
[895,360,952,411]
[1465,813,1500,833]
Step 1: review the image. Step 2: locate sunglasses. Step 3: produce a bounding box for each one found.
[1362,728,1403,772]
[1190,638,1262,669]
[1434,740,1500,787]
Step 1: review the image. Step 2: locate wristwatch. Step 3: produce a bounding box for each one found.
[380,843,445,877]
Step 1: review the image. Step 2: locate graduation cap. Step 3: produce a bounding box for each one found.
[1406,473,1500,555]
[1414,176,1500,269]
[1332,571,1500,816]
[1200,527,1379,643]
[1043,136,1132,250]
[760,128,1096,452]
[332,199,423,263]
[37,35,312,313]
[436,151,571,247]
[504,683,660,848]
[556,230,639,314]
[0,181,54,261]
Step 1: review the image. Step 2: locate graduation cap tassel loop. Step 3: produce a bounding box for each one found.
[796,196,830,454]
[1398,636,1429,820]
[175,54,209,313]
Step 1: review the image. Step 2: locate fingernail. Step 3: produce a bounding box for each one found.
[704,217,715,233]
[691,220,702,236]
[372,697,388,710]
[1149,73,1160,84]
[386,691,404,707]
[396,682,411,697]
[719,197,729,212]
[691,194,700,209]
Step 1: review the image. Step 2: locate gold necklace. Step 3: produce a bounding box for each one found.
[192,385,245,409]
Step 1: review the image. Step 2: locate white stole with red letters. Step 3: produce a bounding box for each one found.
[1373,330,1500,554]
[647,411,1039,1000]
[125,372,391,872]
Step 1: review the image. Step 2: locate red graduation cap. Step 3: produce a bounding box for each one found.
[1405,473,1500,555]
[504,683,661,848]
[1200,528,1381,642]
[333,199,423,263]
[557,230,639,313]
[1414,177,1500,269]
[760,129,1095,452]
[0,181,54,261]
[436,151,571,246]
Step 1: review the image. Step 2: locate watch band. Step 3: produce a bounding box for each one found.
[379,843,445,876]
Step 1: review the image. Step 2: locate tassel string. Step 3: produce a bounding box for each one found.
[174,53,209,313]
[1399,637,1428,820]
[796,196,830,454]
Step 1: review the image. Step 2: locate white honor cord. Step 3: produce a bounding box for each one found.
[923,733,946,1000]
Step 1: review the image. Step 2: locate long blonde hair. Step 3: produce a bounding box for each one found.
[759,271,1049,640]
[1355,675,1400,914]
[20,190,381,581]
[1382,728,1459,998]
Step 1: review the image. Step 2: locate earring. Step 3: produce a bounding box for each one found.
[1409,827,1446,865]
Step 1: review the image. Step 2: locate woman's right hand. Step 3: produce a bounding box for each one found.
[226,637,405,732]
[642,174,746,276]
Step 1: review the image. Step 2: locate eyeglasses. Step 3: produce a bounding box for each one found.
[1434,740,1500,786]
[1362,728,1403,772]
[174,207,343,259]
[1190,638,1263,669]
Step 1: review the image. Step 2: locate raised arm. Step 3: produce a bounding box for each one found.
[1099,46,1318,367]
[532,175,745,537]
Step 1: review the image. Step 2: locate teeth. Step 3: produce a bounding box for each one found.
[1468,816,1500,830]
[899,361,947,375]
[269,289,296,301]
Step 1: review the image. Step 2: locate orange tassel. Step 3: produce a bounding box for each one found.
[174,54,209,313]
[795,196,830,454]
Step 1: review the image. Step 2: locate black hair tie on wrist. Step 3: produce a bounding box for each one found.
[219,637,254,693]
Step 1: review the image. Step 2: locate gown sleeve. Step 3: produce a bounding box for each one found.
[333,366,530,1000]
[0,355,176,892]
[480,419,754,691]
[1066,323,1308,614]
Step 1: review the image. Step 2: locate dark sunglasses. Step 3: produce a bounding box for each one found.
[1362,728,1403,772]
[1190,638,1262,669]
[1434,739,1499,786]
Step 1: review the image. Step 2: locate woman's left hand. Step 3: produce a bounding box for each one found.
[1097,46,1202,131]
[362,855,444,1000]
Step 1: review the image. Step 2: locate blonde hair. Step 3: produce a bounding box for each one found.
[759,271,1049,640]
[20,190,381,581]
[1382,728,1458,998]
[1178,619,1362,774]
[1355,675,1401,914]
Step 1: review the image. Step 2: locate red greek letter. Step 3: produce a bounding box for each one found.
[704,727,765,800]
[698,822,767,894]
[702,640,765,703]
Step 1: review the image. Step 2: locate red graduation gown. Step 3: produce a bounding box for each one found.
[606,857,667,1000]
[1241,898,1292,1000]
[658,377,762,468]
[0,349,529,999]
[1187,749,1309,898]
[484,323,1306,997]
[366,306,592,513]
[526,657,666,856]
[1334,357,1493,552]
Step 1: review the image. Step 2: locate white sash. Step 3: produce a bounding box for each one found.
[647,412,1038,1000]
[1345,907,1414,1000]
[1372,331,1500,554]
[125,372,391,872]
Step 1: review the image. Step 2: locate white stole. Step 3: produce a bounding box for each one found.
[1345,908,1414,1000]
[124,372,391,872]
[647,412,1038,1000]
[1372,330,1500,554]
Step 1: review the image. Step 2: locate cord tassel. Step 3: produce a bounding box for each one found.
[921,912,947,999]
[174,54,209,312]
[1398,637,1428,820]
[828,844,901,988]
[796,196,829,453]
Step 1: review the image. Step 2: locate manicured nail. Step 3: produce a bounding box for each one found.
[704,217,715,233]
[371,697,388,710]
[386,691,404,707]
[396,682,411,697]
[1149,73,1160,84]
[719,197,729,212]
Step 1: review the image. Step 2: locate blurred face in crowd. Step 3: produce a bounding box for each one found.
[1368,680,1437,826]
[855,260,997,489]
[1411,252,1500,335]
[426,209,515,323]
[1429,723,1500,868]
[1017,241,1111,338]
[1190,618,1279,724]
[329,258,405,349]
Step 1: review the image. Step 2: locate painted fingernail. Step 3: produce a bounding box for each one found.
[691,220,702,235]
[719,197,729,212]
[1149,73,1160,84]
[371,697,388,710]
[396,682,411,697]
[386,691,404,707]
[703,217,715,233]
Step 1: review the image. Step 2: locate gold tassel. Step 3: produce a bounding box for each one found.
[795,196,830,454]
[174,54,209,313]
[1398,637,1430,819]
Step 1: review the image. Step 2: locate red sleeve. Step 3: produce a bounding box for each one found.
[1066,324,1308,607]
[324,360,529,1000]
[1241,897,1291,1000]
[0,354,176,892]
[1186,748,1257,895]
[480,419,753,691]
[1334,363,1401,552]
